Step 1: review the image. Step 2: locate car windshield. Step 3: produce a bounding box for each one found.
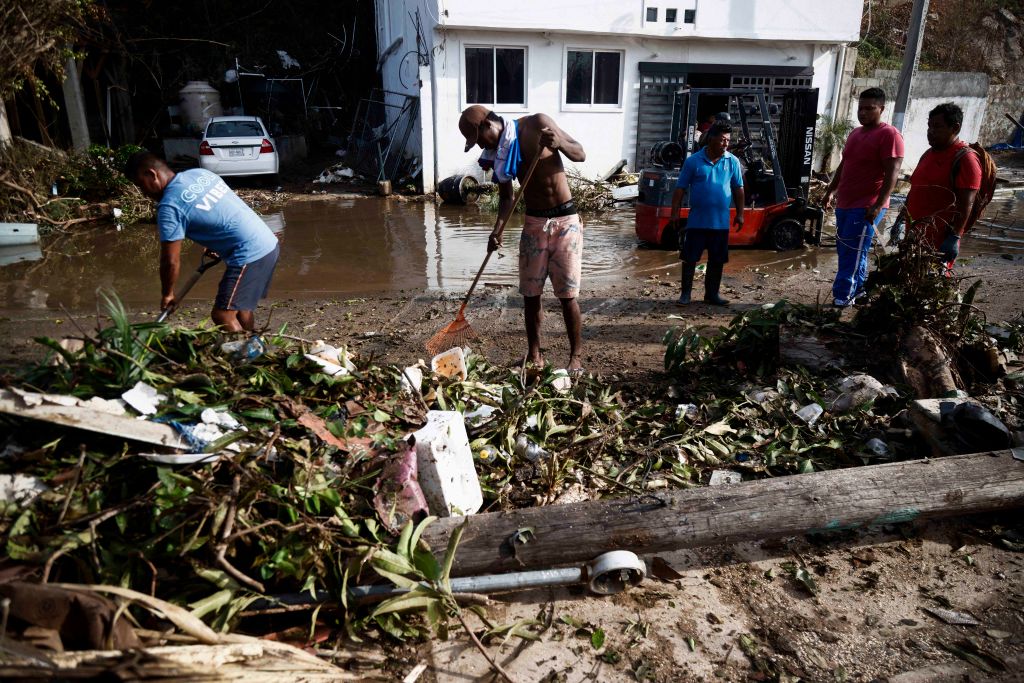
[206,121,264,137]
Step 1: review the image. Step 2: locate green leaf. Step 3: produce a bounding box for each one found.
[397,520,414,560]
[370,548,416,576]
[371,566,422,589]
[189,589,234,619]
[373,408,391,423]
[372,590,438,616]
[410,515,437,555]
[413,547,442,582]
[591,627,606,650]
[441,520,467,587]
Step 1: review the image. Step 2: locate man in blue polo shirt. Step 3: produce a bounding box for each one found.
[669,123,745,306]
[125,151,279,332]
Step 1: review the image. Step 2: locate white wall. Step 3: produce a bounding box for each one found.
[440,0,862,43]
[844,72,989,171]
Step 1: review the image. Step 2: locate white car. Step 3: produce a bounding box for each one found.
[198,116,279,180]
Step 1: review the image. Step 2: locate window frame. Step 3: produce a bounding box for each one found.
[645,7,658,22]
[665,8,678,22]
[462,44,529,111]
[561,47,625,112]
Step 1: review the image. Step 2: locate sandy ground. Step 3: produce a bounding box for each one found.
[1,242,1022,682]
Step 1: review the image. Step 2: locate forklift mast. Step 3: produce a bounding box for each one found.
[668,87,819,204]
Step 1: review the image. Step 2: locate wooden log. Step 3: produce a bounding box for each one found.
[421,451,1024,577]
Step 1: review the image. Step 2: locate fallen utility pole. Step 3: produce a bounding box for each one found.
[421,451,1024,577]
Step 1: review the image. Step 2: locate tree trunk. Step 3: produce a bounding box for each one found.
[421,451,1024,577]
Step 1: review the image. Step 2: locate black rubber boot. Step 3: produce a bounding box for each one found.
[703,263,730,306]
[677,262,696,305]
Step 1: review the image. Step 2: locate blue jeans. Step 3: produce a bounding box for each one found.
[832,207,886,305]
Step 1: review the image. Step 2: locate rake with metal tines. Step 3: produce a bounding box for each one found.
[425,148,542,356]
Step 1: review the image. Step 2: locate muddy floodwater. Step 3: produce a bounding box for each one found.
[1,192,1021,312]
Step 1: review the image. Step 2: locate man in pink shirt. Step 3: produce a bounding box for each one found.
[823,88,905,307]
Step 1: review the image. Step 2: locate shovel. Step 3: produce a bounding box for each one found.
[156,250,222,323]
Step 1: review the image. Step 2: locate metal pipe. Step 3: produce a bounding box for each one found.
[249,551,645,610]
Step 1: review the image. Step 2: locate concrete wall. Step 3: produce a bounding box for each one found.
[979,83,1024,146]
[846,70,989,171]
[440,0,862,43]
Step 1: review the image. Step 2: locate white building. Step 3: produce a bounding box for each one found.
[375,0,864,192]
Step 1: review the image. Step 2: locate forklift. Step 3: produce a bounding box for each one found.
[635,87,823,251]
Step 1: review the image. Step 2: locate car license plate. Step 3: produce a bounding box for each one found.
[228,149,244,157]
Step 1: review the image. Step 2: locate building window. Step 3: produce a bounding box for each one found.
[646,7,658,22]
[565,50,622,106]
[465,46,526,106]
[684,9,696,23]
[666,8,677,22]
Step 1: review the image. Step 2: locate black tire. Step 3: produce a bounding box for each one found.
[768,218,805,251]
[661,221,680,249]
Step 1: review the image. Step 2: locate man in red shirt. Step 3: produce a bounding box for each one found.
[905,103,981,270]
[823,88,904,307]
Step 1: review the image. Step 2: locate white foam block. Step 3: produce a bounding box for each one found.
[412,410,482,516]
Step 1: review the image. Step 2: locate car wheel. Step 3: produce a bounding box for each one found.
[768,218,805,251]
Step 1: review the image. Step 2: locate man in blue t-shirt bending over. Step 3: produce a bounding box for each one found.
[125,152,279,332]
[669,123,745,306]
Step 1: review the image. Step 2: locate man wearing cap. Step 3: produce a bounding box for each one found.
[459,105,587,373]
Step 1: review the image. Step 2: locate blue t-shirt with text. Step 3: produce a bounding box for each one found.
[674,149,744,230]
[156,169,278,266]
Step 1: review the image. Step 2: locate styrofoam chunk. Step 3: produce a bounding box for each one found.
[412,411,482,516]
[431,347,467,381]
[121,382,166,416]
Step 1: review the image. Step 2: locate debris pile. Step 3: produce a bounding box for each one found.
[0,138,152,230]
[1,232,1022,675]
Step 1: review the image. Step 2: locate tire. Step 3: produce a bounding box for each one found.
[661,221,680,249]
[768,218,805,251]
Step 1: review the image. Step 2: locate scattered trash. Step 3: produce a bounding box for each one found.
[121,381,165,416]
[301,339,356,376]
[708,470,742,486]
[551,368,572,393]
[864,438,889,457]
[313,164,355,183]
[411,411,482,516]
[0,474,49,507]
[747,388,781,405]
[0,388,187,449]
[400,365,424,394]
[779,328,842,371]
[514,434,550,463]
[200,408,242,430]
[674,403,699,421]
[220,335,268,363]
[374,437,429,532]
[431,347,468,381]
[463,404,497,424]
[829,374,898,412]
[925,607,981,626]
[795,403,824,426]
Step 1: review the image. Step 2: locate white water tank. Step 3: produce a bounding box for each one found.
[178,81,223,132]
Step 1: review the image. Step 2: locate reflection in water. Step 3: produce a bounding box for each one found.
[0,193,1020,312]
[0,244,43,267]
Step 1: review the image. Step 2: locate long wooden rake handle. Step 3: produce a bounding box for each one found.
[457,148,544,315]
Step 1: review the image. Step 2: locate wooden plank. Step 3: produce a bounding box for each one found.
[0,389,188,450]
[421,451,1024,576]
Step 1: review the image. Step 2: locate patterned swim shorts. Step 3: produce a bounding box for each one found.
[518,214,583,298]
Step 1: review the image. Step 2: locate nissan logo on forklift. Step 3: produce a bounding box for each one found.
[635,87,824,252]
